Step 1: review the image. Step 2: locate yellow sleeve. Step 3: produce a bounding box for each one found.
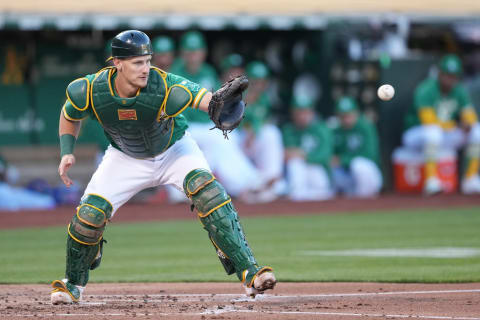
[418,107,438,125]
[440,120,456,130]
[461,107,478,126]
[192,88,208,109]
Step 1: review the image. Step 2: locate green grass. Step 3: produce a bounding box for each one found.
[1,207,480,284]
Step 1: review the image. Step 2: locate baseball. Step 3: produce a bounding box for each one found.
[377,84,395,101]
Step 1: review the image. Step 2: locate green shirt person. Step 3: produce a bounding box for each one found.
[236,60,284,203]
[243,61,272,134]
[220,53,245,83]
[170,34,260,199]
[402,54,480,195]
[282,95,333,201]
[50,30,276,305]
[170,31,220,123]
[331,96,382,198]
[152,35,175,72]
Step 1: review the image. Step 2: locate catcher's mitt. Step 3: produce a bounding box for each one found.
[208,75,249,138]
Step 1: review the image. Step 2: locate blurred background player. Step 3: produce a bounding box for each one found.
[170,31,220,111]
[282,95,333,201]
[171,31,262,199]
[237,61,285,203]
[331,96,382,198]
[152,36,175,72]
[403,54,480,195]
[150,35,181,202]
[220,53,245,82]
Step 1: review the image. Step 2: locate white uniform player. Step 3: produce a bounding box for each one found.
[331,97,382,198]
[50,30,276,305]
[282,95,334,201]
[169,32,261,198]
[235,61,285,202]
[402,54,480,195]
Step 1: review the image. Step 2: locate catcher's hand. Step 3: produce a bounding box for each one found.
[208,75,249,138]
[59,154,75,187]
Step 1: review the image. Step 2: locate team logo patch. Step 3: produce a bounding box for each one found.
[118,109,137,120]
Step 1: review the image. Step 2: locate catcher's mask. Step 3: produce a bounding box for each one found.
[110,30,153,59]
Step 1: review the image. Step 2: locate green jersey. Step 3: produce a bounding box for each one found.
[62,66,208,158]
[333,115,380,167]
[282,119,332,167]
[170,59,220,123]
[242,93,271,134]
[405,78,473,129]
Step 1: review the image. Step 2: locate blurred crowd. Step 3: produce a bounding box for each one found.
[1,29,479,210]
[137,31,385,204]
[144,31,479,204]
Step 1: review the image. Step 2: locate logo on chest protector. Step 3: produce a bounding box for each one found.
[118,109,137,120]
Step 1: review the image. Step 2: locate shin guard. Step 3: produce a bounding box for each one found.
[65,194,112,286]
[184,169,270,283]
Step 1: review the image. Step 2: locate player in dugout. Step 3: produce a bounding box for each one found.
[403,54,480,195]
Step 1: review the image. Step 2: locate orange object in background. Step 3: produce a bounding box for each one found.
[392,148,458,193]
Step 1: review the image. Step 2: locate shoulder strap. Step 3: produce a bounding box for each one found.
[151,66,168,81]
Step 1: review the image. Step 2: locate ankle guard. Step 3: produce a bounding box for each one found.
[184,169,258,281]
[66,194,112,286]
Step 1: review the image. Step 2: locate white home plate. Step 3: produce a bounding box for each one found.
[299,247,480,258]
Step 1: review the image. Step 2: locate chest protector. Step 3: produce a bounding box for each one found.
[90,67,173,158]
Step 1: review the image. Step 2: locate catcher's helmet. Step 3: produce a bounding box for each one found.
[111,30,153,58]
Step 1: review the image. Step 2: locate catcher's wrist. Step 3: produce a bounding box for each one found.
[198,92,212,112]
[60,134,76,157]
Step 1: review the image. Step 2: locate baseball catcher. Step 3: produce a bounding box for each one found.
[50,30,276,305]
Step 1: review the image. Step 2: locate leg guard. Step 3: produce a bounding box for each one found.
[184,169,272,285]
[65,194,112,286]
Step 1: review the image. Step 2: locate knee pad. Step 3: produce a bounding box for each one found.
[68,194,113,245]
[183,169,230,217]
[66,194,112,286]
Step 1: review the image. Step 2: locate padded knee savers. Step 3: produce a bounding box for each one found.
[184,169,258,280]
[68,194,112,245]
[183,169,231,217]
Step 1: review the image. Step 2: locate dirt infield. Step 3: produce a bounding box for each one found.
[2,194,480,319]
[1,193,480,230]
[1,282,479,319]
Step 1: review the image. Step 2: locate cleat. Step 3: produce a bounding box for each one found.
[253,270,277,291]
[462,175,480,195]
[50,279,82,304]
[423,177,443,196]
[243,267,276,298]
